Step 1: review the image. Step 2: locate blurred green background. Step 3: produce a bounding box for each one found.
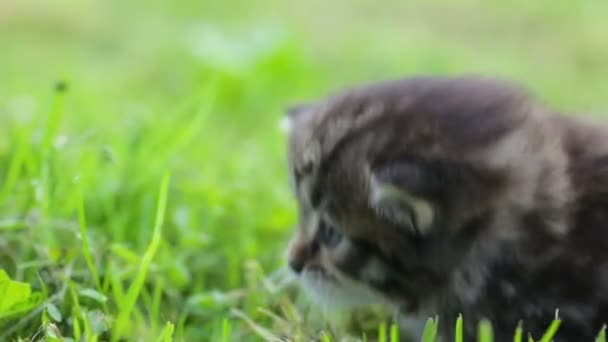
[1,0,607,340]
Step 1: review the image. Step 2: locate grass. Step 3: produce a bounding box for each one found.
[1,0,608,341]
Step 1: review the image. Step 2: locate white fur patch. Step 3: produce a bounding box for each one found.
[278,116,292,133]
[359,258,388,283]
[300,264,389,311]
[300,271,385,310]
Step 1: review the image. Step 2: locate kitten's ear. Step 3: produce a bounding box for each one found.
[286,102,316,118]
[369,168,435,236]
[281,102,317,133]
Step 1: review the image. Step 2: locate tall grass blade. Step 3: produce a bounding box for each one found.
[0,133,27,202]
[42,82,68,153]
[76,185,102,291]
[111,172,171,341]
[39,83,67,245]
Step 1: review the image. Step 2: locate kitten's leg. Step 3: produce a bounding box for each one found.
[398,314,426,341]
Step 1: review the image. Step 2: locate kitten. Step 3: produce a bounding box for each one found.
[284,76,608,341]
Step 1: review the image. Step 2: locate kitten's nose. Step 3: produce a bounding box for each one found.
[288,259,305,274]
[287,236,319,275]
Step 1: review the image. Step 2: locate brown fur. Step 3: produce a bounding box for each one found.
[285,76,608,340]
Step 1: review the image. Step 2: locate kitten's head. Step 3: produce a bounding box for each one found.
[284,76,569,312]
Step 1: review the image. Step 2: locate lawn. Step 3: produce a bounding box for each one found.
[1,0,608,341]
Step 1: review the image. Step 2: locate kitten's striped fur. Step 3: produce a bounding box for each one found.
[285,76,608,340]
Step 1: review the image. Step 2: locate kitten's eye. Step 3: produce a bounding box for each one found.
[318,220,342,247]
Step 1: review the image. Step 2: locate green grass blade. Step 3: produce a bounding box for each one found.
[109,262,126,310]
[539,310,561,342]
[151,277,164,331]
[68,284,83,340]
[455,314,463,342]
[378,322,387,342]
[220,318,231,342]
[38,83,67,246]
[321,331,333,342]
[513,321,523,342]
[477,320,493,342]
[390,323,399,342]
[76,185,102,291]
[42,82,68,153]
[156,321,175,342]
[596,325,607,342]
[0,136,27,203]
[421,317,438,342]
[111,172,171,341]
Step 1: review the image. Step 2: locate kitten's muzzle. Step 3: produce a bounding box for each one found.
[288,259,305,274]
[287,236,320,275]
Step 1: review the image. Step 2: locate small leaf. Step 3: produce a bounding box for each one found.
[79,288,108,303]
[110,244,141,265]
[0,269,31,311]
[47,303,63,322]
[0,269,43,319]
[186,291,233,309]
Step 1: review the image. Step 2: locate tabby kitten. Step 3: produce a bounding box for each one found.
[285,76,608,341]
